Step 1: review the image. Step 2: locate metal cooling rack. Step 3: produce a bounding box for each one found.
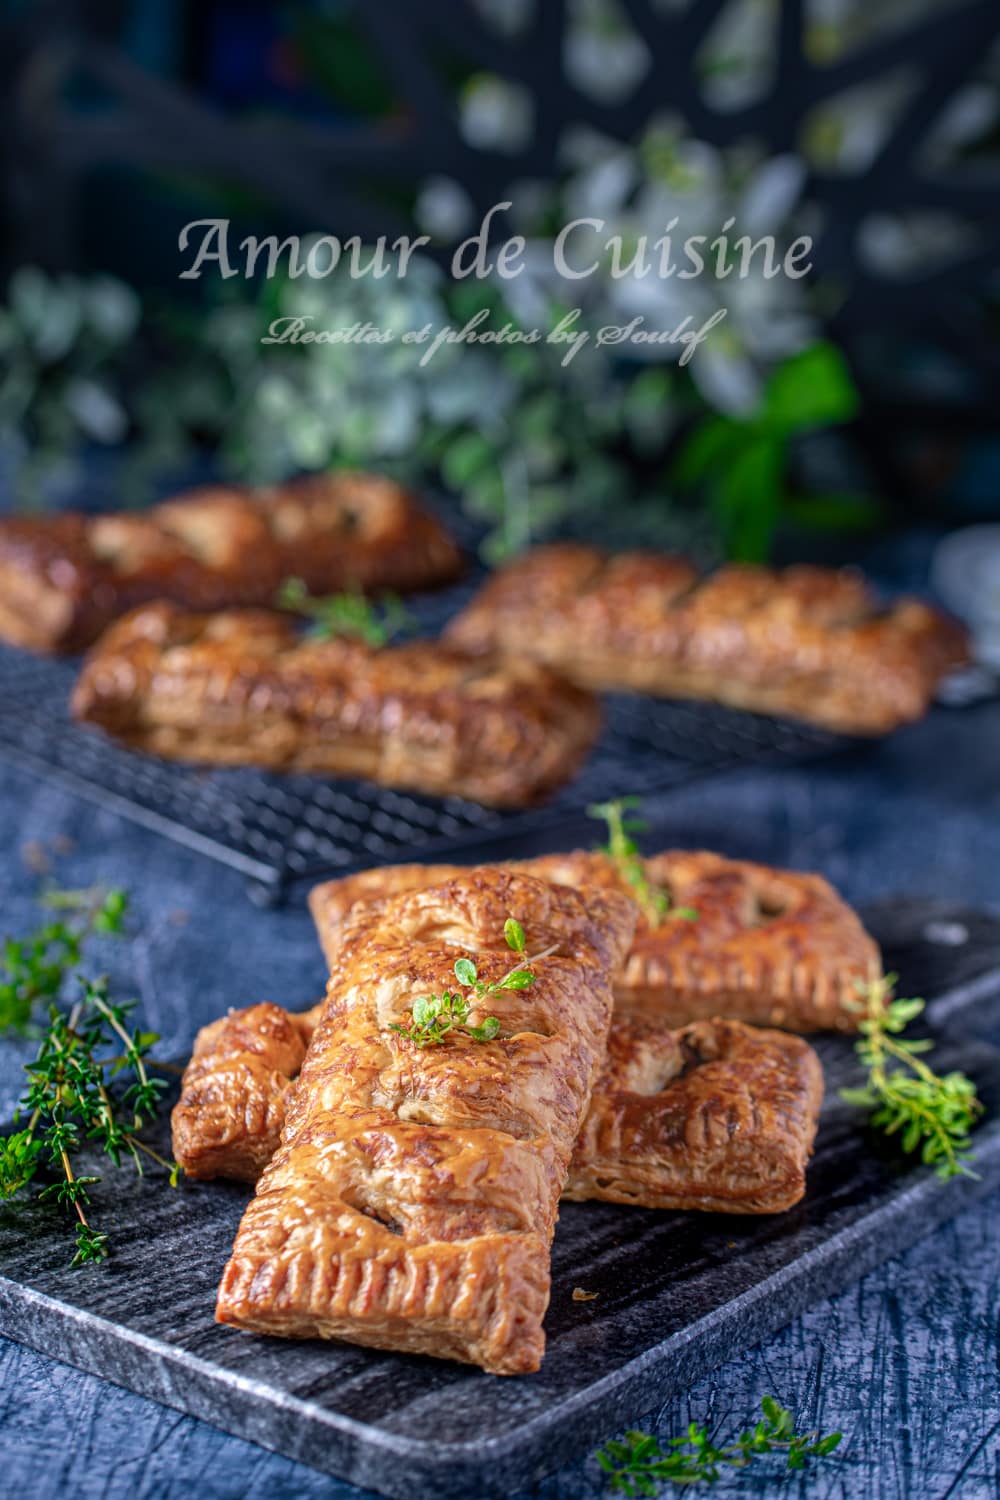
[0,635,850,904]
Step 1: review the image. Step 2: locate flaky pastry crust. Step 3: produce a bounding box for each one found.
[0,471,460,652]
[215,869,636,1374]
[445,542,968,735]
[309,850,882,1033]
[172,1002,321,1183]
[71,602,600,806]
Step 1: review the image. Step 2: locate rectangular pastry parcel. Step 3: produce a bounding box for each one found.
[0,471,461,652]
[309,849,882,1032]
[176,854,831,1214]
[214,869,636,1374]
[71,602,601,806]
[445,543,969,735]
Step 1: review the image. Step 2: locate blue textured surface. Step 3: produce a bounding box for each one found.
[0,697,998,1496]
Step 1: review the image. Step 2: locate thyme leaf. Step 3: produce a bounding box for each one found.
[0,886,127,1036]
[595,1397,842,1493]
[277,578,412,647]
[588,797,697,927]
[0,887,177,1266]
[389,918,557,1047]
[840,973,982,1180]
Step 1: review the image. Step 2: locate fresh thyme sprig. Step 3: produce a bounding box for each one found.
[389,917,557,1047]
[595,1397,842,1494]
[277,578,413,647]
[0,886,127,1035]
[588,797,697,928]
[839,973,982,1180]
[0,976,179,1267]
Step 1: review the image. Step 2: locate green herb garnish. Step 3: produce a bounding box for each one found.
[840,973,982,1180]
[0,886,127,1036]
[588,797,697,927]
[277,578,412,646]
[0,976,178,1267]
[389,917,557,1047]
[595,1396,842,1493]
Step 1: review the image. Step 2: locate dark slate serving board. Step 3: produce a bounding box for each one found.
[1,898,999,1499]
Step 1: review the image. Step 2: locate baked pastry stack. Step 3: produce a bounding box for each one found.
[173,847,862,1372]
[446,542,969,735]
[0,471,460,652]
[71,602,601,806]
[47,495,964,806]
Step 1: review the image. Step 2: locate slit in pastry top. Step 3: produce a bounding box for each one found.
[215,868,636,1375]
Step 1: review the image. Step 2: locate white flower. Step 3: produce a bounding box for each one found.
[460,76,534,152]
[416,178,475,240]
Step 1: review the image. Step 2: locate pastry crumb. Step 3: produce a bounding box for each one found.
[572,1287,599,1302]
[21,841,50,874]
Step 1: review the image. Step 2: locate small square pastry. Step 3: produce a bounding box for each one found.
[565,1015,822,1213]
[172,1002,320,1183]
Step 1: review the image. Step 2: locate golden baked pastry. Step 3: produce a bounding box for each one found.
[564,1014,822,1213]
[175,1001,820,1216]
[215,869,636,1374]
[172,1002,321,1183]
[0,471,460,652]
[445,542,969,735]
[70,602,601,806]
[310,850,882,1032]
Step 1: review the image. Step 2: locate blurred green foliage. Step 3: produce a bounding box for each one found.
[673,342,878,560]
[0,264,867,561]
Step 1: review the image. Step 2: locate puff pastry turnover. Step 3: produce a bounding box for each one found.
[0,471,460,653]
[310,850,882,1033]
[215,869,636,1374]
[445,542,968,735]
[176,1001,820,1216]
[71,602,600,806]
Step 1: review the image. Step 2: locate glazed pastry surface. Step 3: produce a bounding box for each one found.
[445,542,968,735]
[309,849,882,1033]
[0,471,460,652]
[215,869,635,1374]
[71,602,600,806]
